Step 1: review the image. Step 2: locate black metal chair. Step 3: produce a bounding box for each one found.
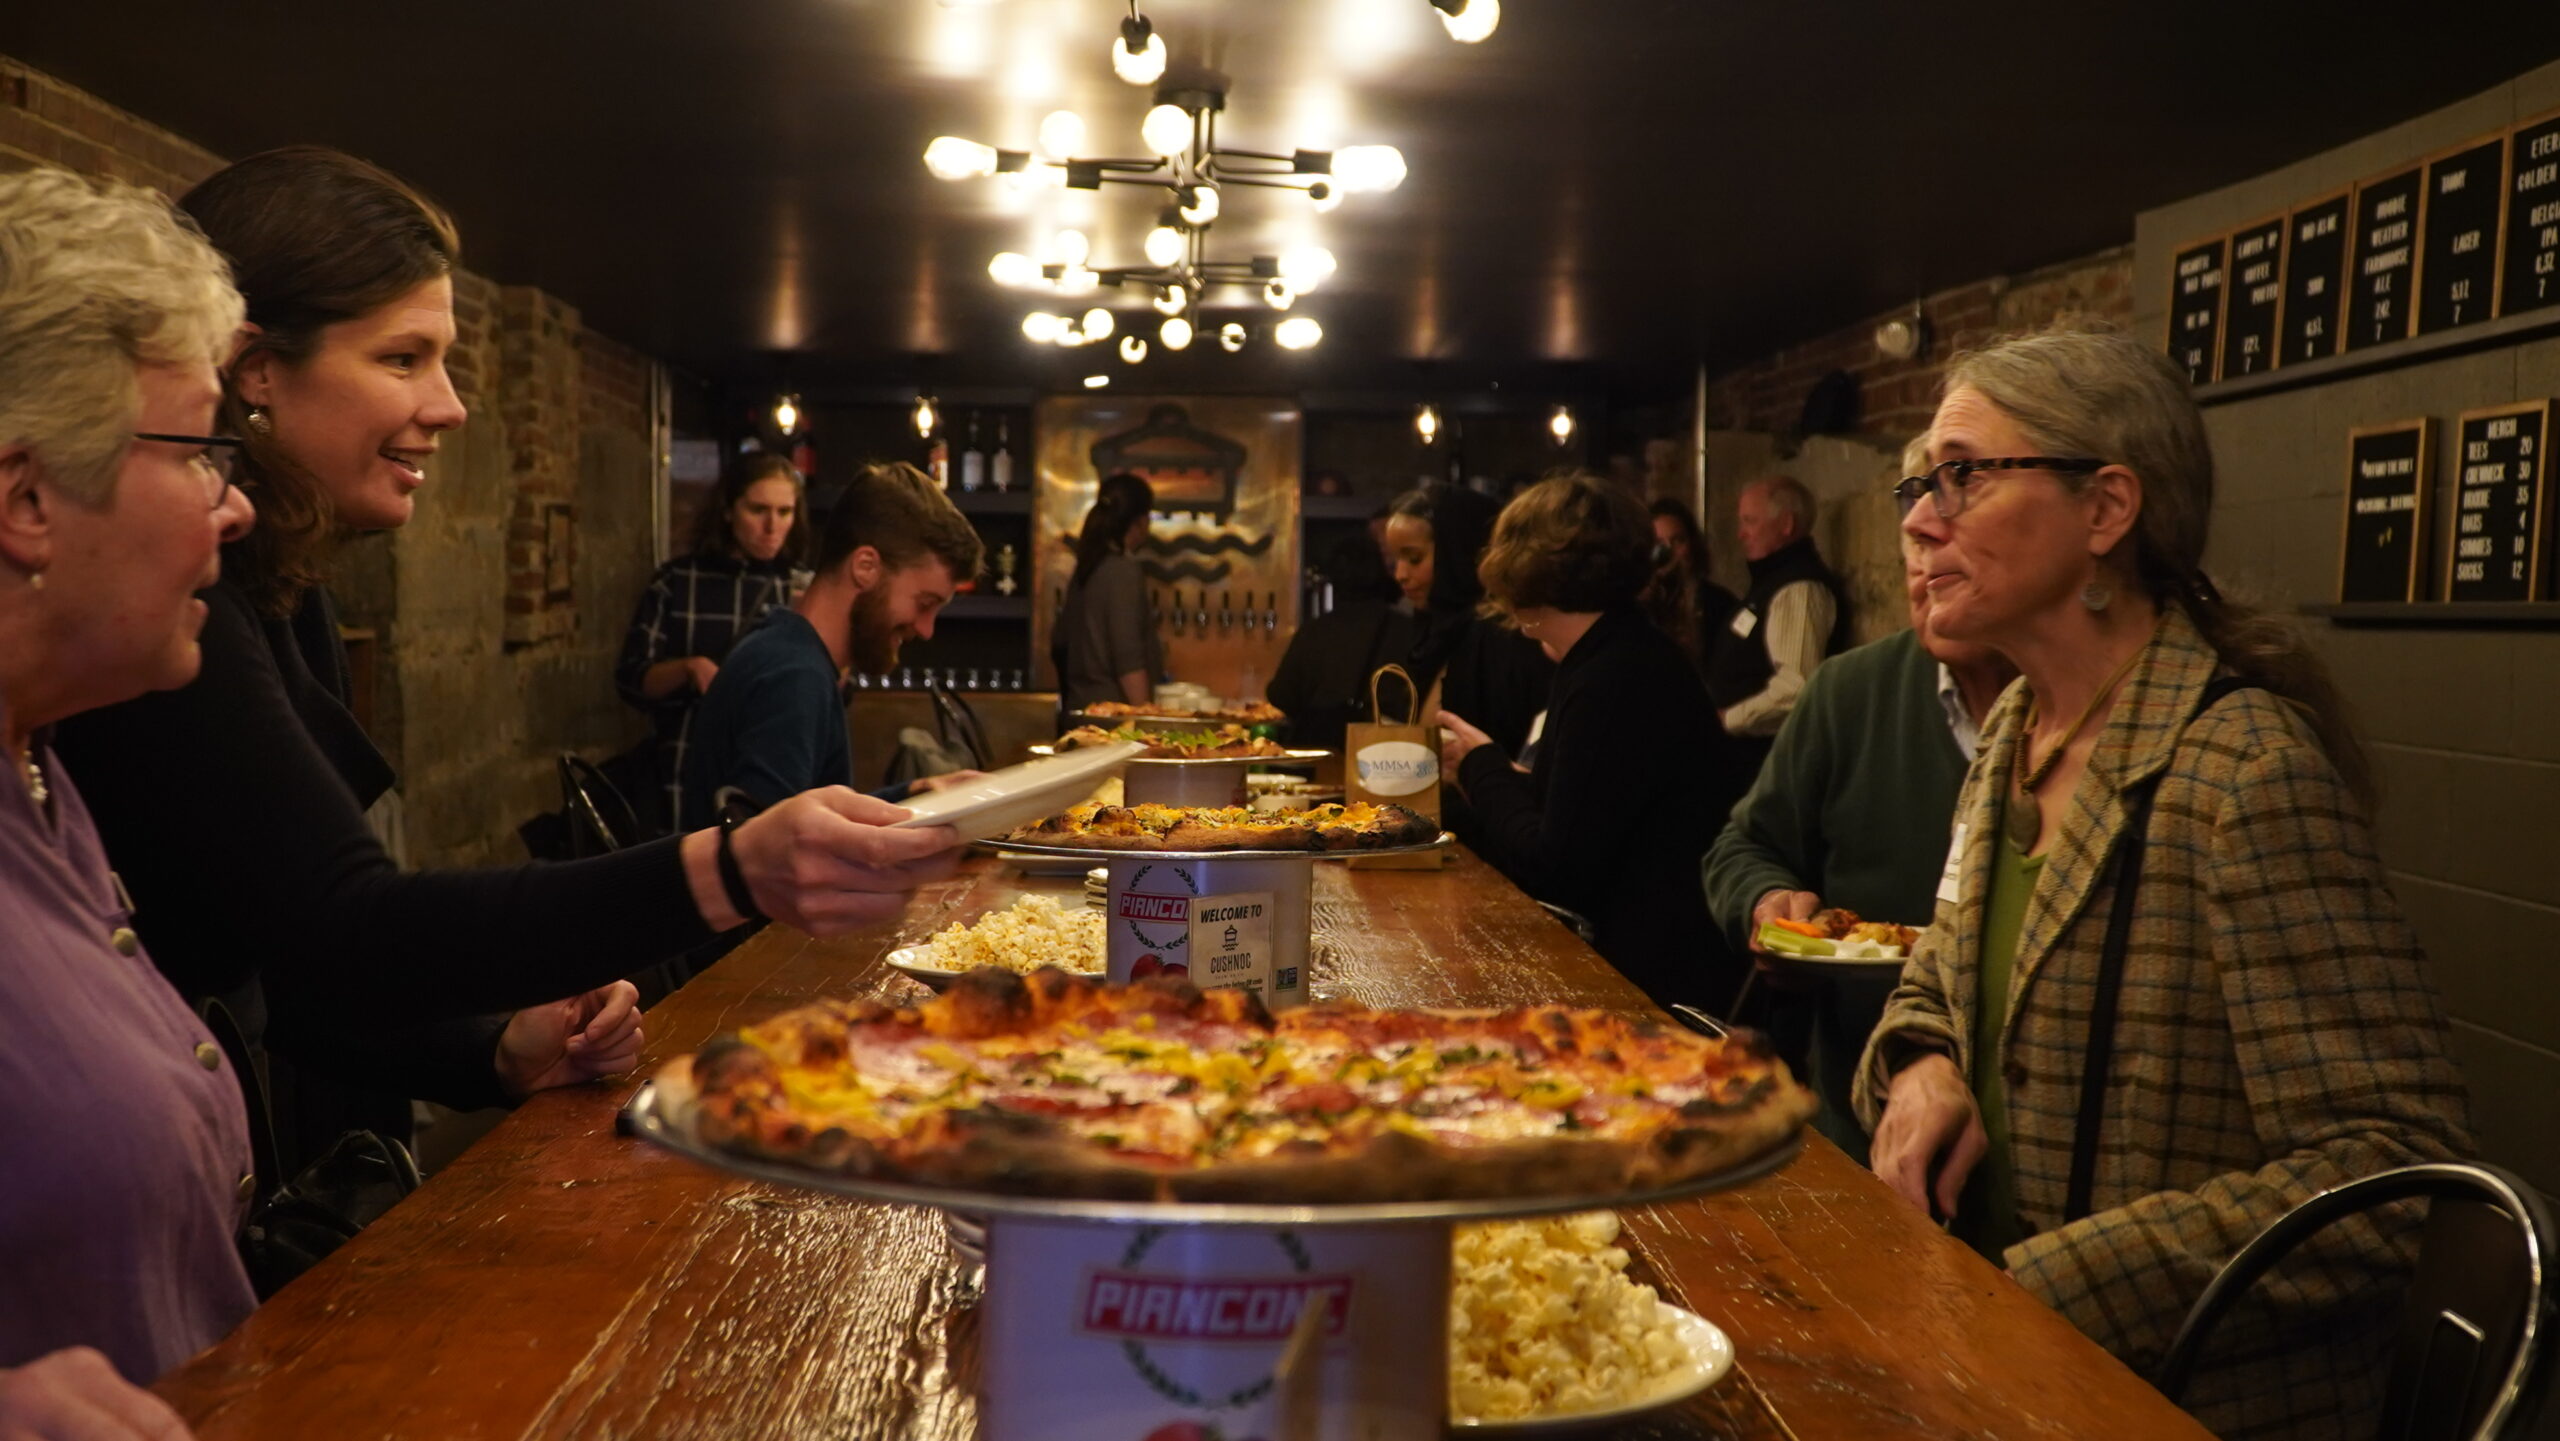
[2157,1161,2555,1441]
[556,753,640,859]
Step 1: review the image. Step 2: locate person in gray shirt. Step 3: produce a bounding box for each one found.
[1056,472,1162,712]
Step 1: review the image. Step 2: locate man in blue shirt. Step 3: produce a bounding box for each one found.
[682,462,983,828]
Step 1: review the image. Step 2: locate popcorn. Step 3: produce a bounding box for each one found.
[919,895,1105,975]
[1448,1210,1687,1422]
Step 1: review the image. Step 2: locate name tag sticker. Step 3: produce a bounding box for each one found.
[1935,823,1968,905]
[1730,608,1759,638]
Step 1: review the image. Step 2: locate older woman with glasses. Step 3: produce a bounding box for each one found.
[0,167,255,1432]
[1855,326,2470,1439]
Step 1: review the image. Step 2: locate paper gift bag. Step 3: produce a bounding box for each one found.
[1344,664,1448,869]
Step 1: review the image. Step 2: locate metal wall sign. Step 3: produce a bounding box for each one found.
[2502,108,2560,318]
[2166,234,2227,384]
[2416,134,2510,334]
[2347,165,2425,351]
[2282,191,2353,366]
[2337,419,2436,603]
[2448,400,2553,603]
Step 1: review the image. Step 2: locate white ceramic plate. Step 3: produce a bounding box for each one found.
[886,945,1104,990]
[889,741,1144,843]
[1448,1303,1734,1434]
[993,851,1097,878]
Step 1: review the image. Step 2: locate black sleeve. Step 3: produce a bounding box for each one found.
[264,996,514,1114]
[1456,667,1622,913]
[54,585,713,1020]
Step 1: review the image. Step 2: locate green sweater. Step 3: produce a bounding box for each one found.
[1702,628,1976,947]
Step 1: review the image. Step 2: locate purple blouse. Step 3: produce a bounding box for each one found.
[0,721,256,1382]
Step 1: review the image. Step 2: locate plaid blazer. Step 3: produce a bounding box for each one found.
[1854,610,2472,1440]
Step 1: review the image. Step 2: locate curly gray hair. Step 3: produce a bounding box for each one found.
[0,167,243,505]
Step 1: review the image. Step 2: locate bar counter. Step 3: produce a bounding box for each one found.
[154,850,2214,1439]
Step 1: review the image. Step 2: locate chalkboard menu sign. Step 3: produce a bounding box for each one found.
[2501,110,2560,317]
[2283,192,2351,366]
[2338,420,2435,603]
[2447,400,2552,603]
[2167,236,2227,384]
[2347,168,2423,350]
[2417,136,2507,333]
[2219,216,2285,378]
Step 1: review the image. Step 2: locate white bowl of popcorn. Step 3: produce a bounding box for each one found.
[1448,1210,1734,1431]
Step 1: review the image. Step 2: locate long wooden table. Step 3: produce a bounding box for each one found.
[155,852,2214,1439]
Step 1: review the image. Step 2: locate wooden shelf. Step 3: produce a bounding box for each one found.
[2302,601,2560,628]
[944,593,1031,620]
[950,488,1032,516]
[2198,304,2560,407]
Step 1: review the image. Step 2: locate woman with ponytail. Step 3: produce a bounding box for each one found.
[1856,325,2469,1439]
[1055,472,1161,712]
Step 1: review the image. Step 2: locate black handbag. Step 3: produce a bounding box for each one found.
[196,995,424,1298]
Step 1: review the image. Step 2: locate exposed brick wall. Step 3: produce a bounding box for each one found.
[4,51,669,868]
[1708,245,2136,441]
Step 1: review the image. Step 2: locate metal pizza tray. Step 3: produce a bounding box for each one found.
[1030,744,1331,766]
[1069,709,1288,729]
[976,831,1454,863]
[620,1076,1802,1228]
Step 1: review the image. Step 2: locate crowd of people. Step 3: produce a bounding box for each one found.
[0,143,2473,1441]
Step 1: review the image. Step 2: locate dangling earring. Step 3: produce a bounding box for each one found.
[245,407,272,436]
[2080,579,2113,613]
[24,570,42,592]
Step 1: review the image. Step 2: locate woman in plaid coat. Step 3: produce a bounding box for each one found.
[1855,327,2472,1440]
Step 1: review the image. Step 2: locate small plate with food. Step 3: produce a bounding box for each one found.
[886,896,1106,990]
[1448,1210,1736,1432]
[1753,908,1921,974]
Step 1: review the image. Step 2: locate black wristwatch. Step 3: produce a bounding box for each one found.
[715,796,766,925]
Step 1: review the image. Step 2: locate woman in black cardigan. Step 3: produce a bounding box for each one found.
[54,148,958,1175]
[1438,474,1745,1010]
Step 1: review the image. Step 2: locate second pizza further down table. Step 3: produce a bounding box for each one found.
[153,849,2214,1440]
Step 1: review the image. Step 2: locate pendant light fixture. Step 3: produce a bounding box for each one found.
[774,394,802,436]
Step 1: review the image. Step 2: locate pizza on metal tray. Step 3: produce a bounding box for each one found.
[1008,800,1437,852]
[668,968,1816,1203]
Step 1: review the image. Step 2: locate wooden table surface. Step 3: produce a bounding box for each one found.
[155,852,2214,1440]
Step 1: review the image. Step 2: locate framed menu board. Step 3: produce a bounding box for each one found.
[2283,192,2351,366]
[2501,109,2560,318]
[2166,235,2227,385]
[2337,420,2435,603]
[2447,400,2551,603]
[2416,135,2507,333]
[2347,168,2423,350]
[2218,215,2285,378]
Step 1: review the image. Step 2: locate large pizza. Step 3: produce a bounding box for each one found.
[1008,800,1437,852]
[1080,700,1287,725]
[1057,722,1290,760]
[664,969,1815,1203]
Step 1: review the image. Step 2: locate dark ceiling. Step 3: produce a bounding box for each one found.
[9,1,2560,400]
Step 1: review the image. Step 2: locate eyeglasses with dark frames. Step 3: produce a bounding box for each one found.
[1891,456,2107,520]
[132,432,246,509]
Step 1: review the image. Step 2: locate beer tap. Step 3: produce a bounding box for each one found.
[1262,593,1278,635]
[1169,587,1187,638]
[1193,590,1210,635]
[1149,586,1164,635]
[1241,590,1259,637]
[1218,590,1234,634]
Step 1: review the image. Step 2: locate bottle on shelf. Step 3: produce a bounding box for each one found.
[995,543,1019,596]
[990,416,1014,491]
[959,414,985,492]
[927,436,950,490]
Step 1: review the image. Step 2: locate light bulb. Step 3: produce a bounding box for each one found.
[1218,322,1247,353]
[1141,104,1193,159]
[1278,246,1337,286]
[1143,225,1186,268]
[1549,406,1576,445]
[1274,316,1322,350]
[1177,184,1220,226]
[1159,315,1194,350]
[1036,110,1086,163]
[1022,311,1068,343]
[1332,145,1407,194]
[1112,26,1166,85]
[1056,265,1101,296]
[1415,404,1441,444]
[923,136,1000,181]
[1263,279,1296,310]
[1120,336,1148,364]
[912,395,939,437]
[773,394,800,434]
[1084,374,1112,389]
[1081,308,1116,340]
[1438,0,1500,42]
[1308,181,1343,214]
[1057,323,1091,347]
[1152,286,1188,316]
[1048,229,1091,267]
[988,251,1042,288]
